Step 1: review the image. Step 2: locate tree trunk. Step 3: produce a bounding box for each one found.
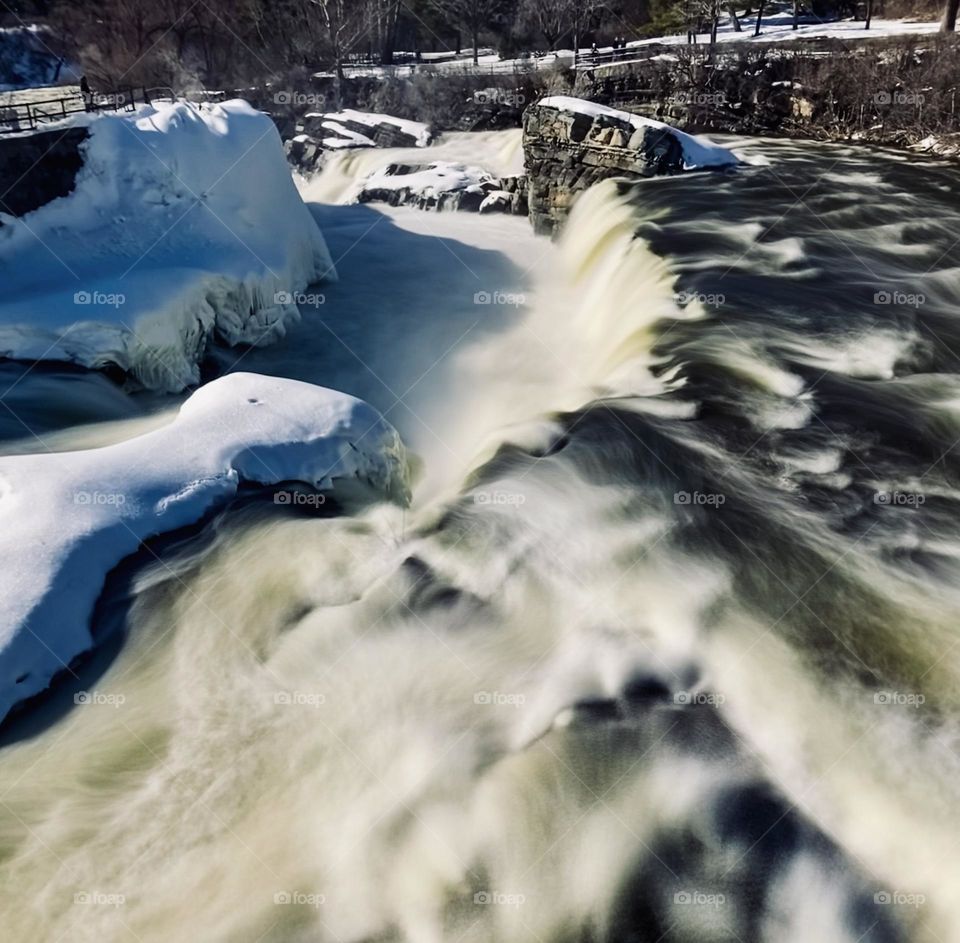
[729,4,743,30]
[942,0,959,30]
[754,0,765,35]
[472,17,479,65]
[793,0,799,28]
[865,0,873,27]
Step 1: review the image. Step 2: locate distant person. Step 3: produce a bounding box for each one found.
[80,75,93,112]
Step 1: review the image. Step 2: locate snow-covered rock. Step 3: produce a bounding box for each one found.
[317,109,431,147]
[0,372,409,724]
[536,95,737,170]
[0,100,336,392]
[360,160,495,201]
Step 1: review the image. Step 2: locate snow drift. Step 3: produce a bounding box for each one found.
[0,100,336,392]
[0,372,409,725]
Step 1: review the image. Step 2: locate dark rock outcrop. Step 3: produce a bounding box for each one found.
[0,126,88,219]
[523,101,695,236]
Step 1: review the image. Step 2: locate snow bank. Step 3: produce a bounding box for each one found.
[0,100,336,392]
[537,95,737,170]
[0,372,409,724]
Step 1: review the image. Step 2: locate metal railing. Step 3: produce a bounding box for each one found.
[0,86,175,135]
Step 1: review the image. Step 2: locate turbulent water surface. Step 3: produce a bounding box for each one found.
[1,133,960,943]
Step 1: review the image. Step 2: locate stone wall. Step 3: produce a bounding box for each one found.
[0,126,88,218]
[522,103,686,236]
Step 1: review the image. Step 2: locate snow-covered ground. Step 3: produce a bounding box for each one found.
[623,11,940,50]
[333,14,938,77]
[537,96,738,170]
[0,372,408,724]
[0,100,335,392]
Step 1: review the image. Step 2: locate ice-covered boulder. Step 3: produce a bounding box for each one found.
[0,100,336,392]
[0,372,409,724]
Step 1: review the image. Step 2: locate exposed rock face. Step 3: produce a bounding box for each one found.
[523,103,687,236]
[0,126,88,218]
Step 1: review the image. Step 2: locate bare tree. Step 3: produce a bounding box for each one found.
[426,0,501,63]
[309,0,365,104]
[519,0,575,50]
[754,0,765,35]
[942,0,959,31]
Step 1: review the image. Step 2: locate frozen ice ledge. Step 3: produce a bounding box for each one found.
[0,373,409,725]
[0,100,336,393]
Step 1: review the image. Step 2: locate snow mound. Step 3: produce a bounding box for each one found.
[537,95,738,170]
[0,372,409,724]
[0,100,336,392]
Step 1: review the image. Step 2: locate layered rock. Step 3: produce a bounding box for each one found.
[0,126,88,218]
[523,99,734,236]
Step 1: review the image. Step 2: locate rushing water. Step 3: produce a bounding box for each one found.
[1,133,960,943]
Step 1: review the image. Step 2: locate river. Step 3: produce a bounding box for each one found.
[0,131,958,943]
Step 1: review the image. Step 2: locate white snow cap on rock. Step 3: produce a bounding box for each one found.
[0,372,409,725]
[0,100,336,392]
[322,109,432,146]
[362,161,495,199]
[537,95,738,170]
